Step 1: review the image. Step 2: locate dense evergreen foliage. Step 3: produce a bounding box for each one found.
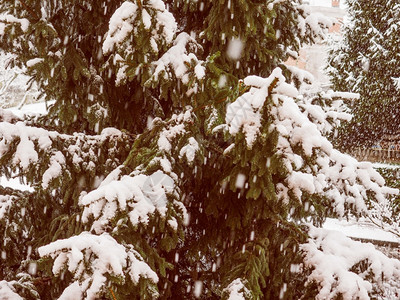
[327,0,400,148]
[375,166,400,222]
[0,0,399,299]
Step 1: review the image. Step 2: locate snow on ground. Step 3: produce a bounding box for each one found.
[7,100,54,118]
[323,217,400,243]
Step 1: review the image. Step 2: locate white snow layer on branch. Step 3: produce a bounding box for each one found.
[223,278,251,300]
[225,67,397,217]
[0,280,23,300]
[0,195,17,219]
[0,14,29,34]
[179,137,199,163]
[157,109,192,152]
[301,225,400,300]
[26,58,44,68]
[286,65,315,85]
[392,77,400,91]
[103,2,138,54]
[103,0,177,54]
[103,0,177,85]
[41,151,66,189]
[297,97,351,135]
[150,32,205,94]
[226,68,296,147]
[0,108,20,123]
[0,121,54,170]
[80,170,177,233]
[0,120,124,185]
[296,5,333,38]
[80,110,193,233]
[38,232,158,300]
[273,97,396,215]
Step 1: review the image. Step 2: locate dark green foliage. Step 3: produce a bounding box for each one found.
[166,0,321,79]
[327,0,400,148]
[376,166,400,221]
[0,128,134,298]
[0,0,153,134]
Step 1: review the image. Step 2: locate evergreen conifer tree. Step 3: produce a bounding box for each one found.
[0,0,400,299]
[327,0,400,147]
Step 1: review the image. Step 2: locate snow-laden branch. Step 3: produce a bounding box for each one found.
[224,67,397,218]
[0,14,29,35]
[80,170,180,233]
[147,32,206,96]
[0,121,131,189]
[301,225,400,299]
[80,110,194,234]
[222,278,251,300]
[103,0,176,55]
[295,5,333,39]
[38,232,159,300]
[103,0,177,85]
[0,281,23,300]
[0,194,17,219]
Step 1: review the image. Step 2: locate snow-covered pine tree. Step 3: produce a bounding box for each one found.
[326,0,400,148]
[0,0,400,299]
